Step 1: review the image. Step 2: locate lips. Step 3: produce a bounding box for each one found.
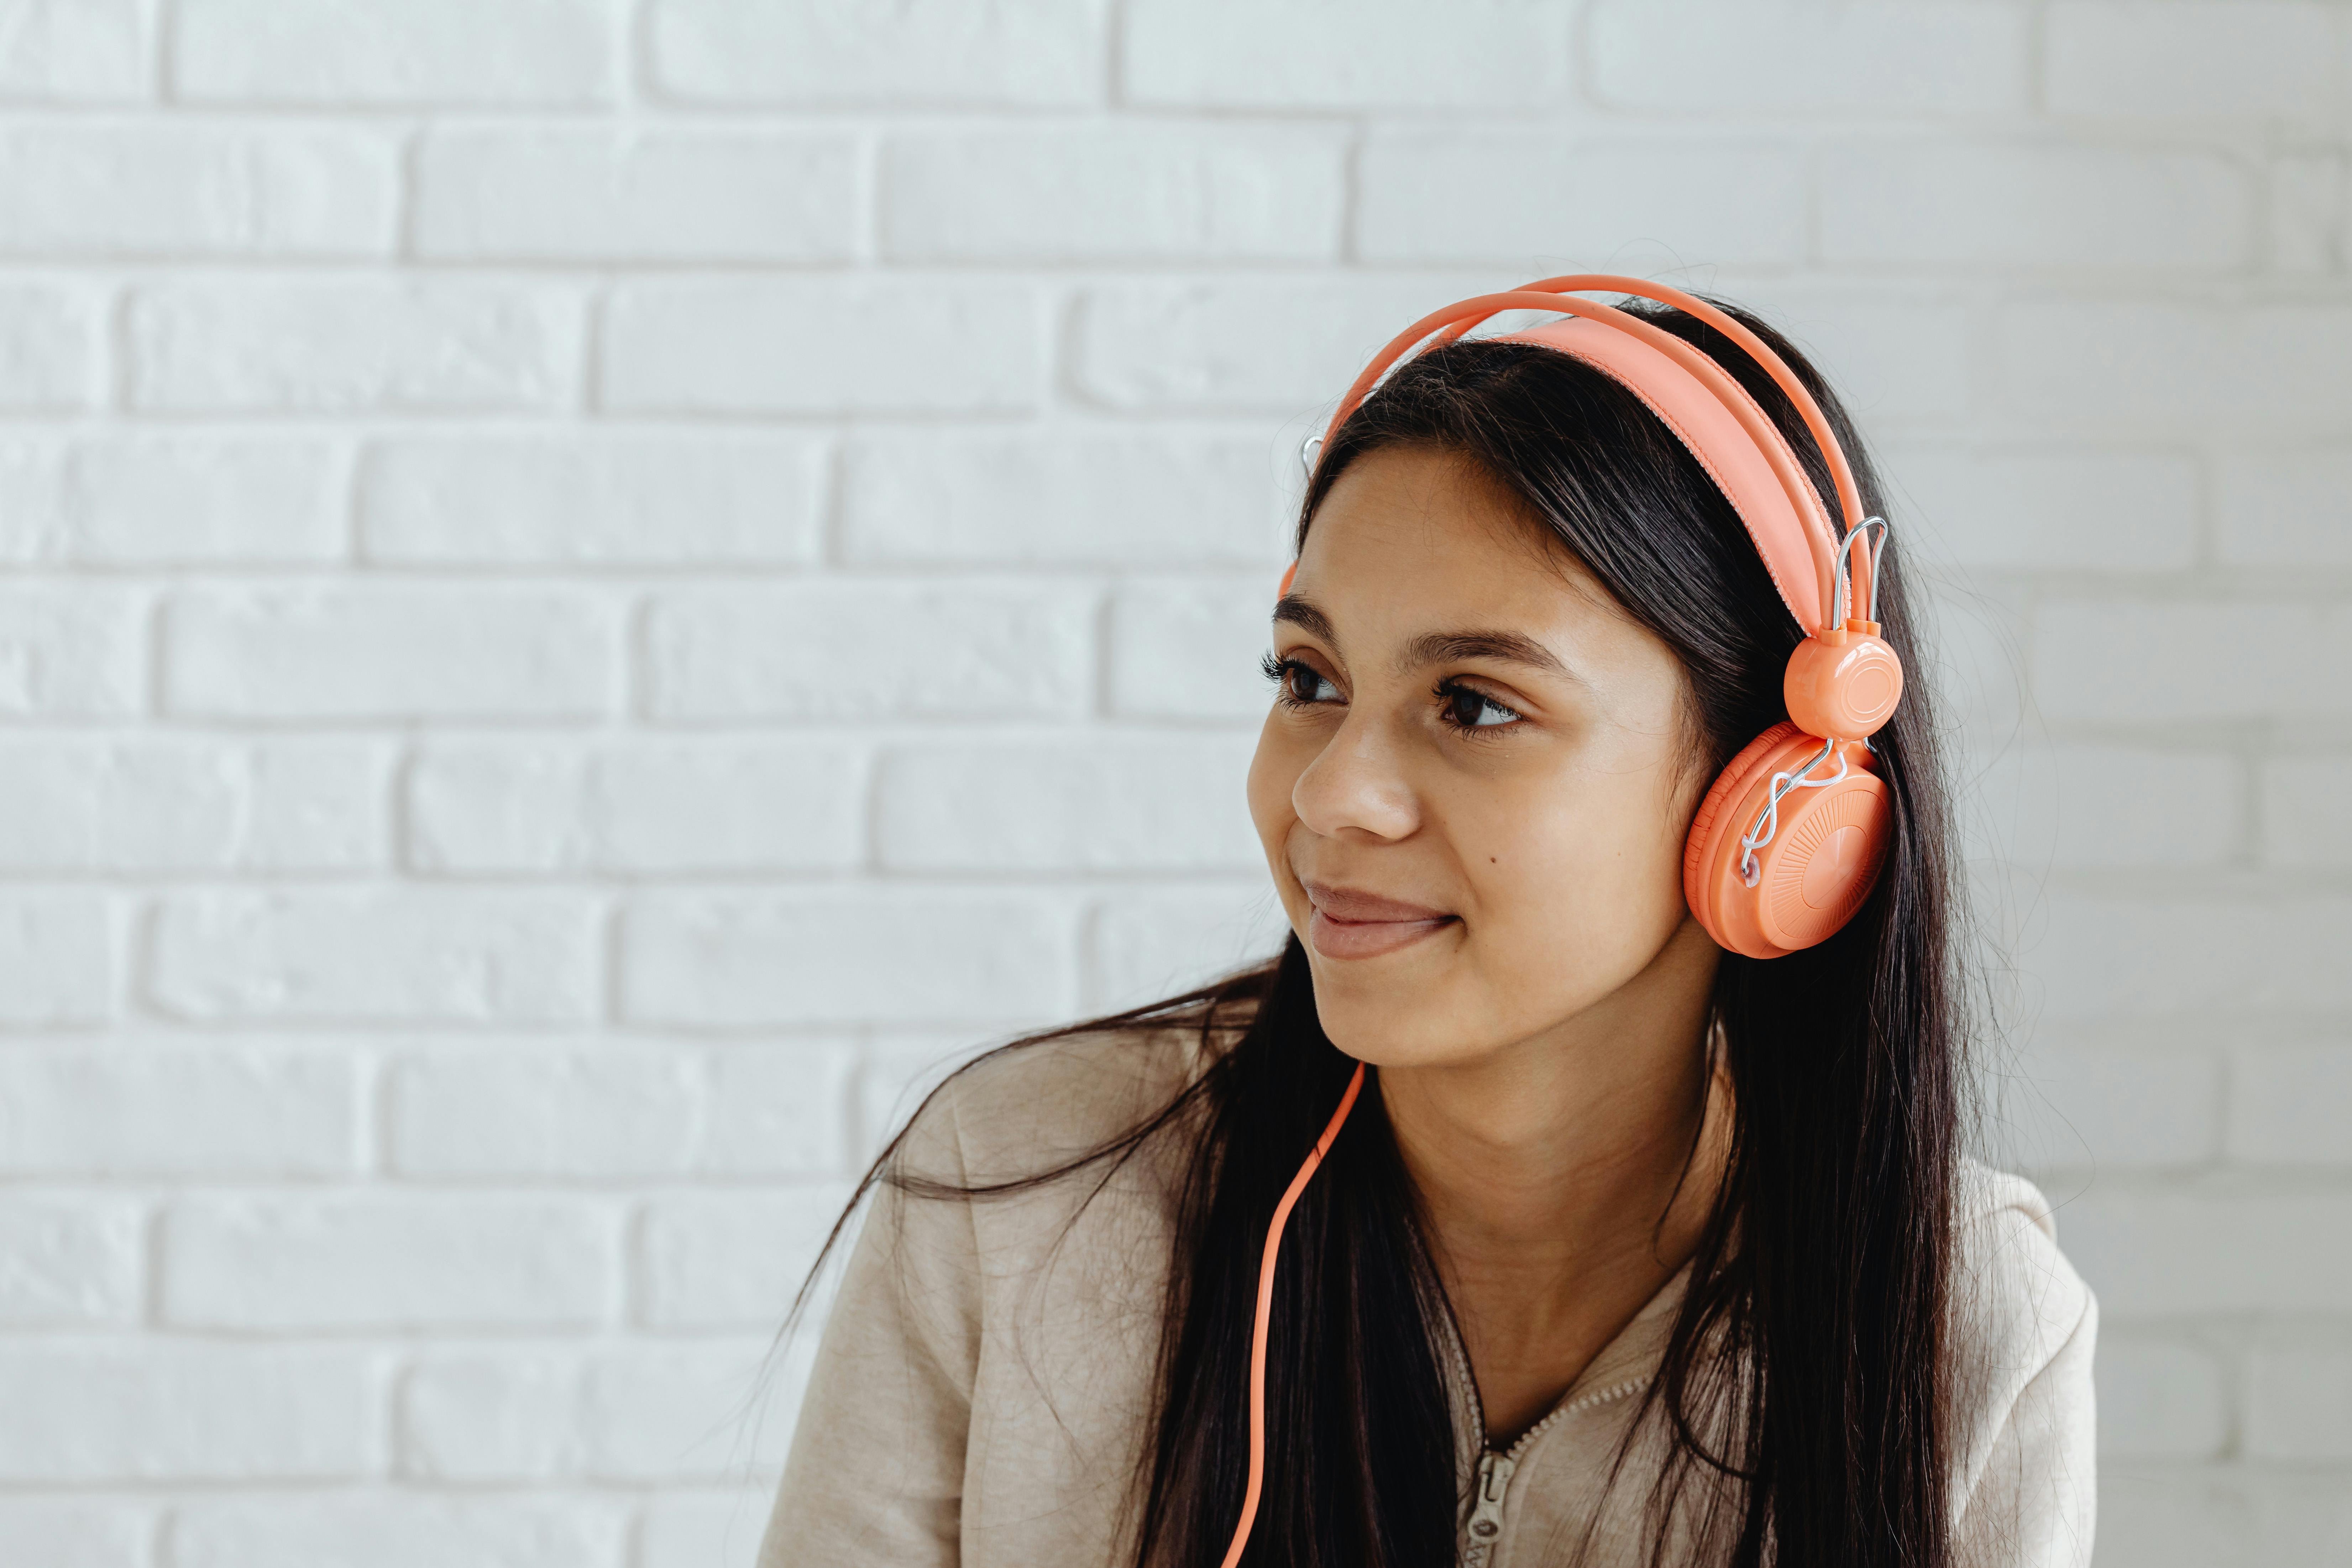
[1301,880,1457,960]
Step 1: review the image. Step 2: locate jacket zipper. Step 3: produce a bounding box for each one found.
[1461,1449,1516,1567]
[1442,1299,1650,1568]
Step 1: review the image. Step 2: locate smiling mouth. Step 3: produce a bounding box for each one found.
[1302,882,1459,961]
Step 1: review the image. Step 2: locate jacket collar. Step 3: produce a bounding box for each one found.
[1438,1258,1696,1492]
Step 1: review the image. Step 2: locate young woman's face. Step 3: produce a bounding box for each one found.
[1247,443,1714,1068]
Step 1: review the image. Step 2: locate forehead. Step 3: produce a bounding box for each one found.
[1291,445,1617,631]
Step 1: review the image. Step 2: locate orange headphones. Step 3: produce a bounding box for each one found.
[1223,276,1901,1567]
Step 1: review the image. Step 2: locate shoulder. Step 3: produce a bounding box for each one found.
[891,1012,1232,1187]
[1948,1158,2097,1384]
[1945,1158,2100,1554]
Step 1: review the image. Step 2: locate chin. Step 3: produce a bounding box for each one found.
[1303,959,1507,1069]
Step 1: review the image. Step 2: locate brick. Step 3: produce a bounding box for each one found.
[1073,277,1491,414]
[1995,298,2352,424]
[385,1042,701,1177]
[416,127,856,262]
[2229,1044,2352,1167]
[602,278,1039,415]
[397,1351,580,1478]
[2248,1346,2352,1459]
[2217,449,2352,566]
[357,432,824,567]
[2034,601,2352,722]
[641,582,1090,723]
[1998,1043,2221,1173]
[163,586,616,720]
[2096,1338,2227,1459]
[0,1343,376,1479]
[577,1343,792,1478]
[1359,137,1804,267]
[1885,445,2198,571]
[2031,892,2352,1020]
[405,739,860,874]
[0,123,395,256]
[147,889,598,1024]
[2060,1189,2352,1313]
[0,1500,147,1568]
[0,1199,141,1326]
[1961,743,2239,869]
[2270,153,2347,275]
[0,0,151,100]
[1086,886,1290,1013]
[0,433,344,563]
[0,738,387,871]
[2263,757,2352,869]
[174,0,616,105]
[207,739,389,868]
[170,1498,628,1568]
[1819,141,2250,270]
[876,736,1261,872]
[2046,1,2337,126]
[2091,1470,2248,1568]
[0,585,144,716]
[621,891,1073,1027]
[1110,577,1282,721]
[126,279,583,413]
[843,432,1278,569]
[1916,579,2029,741]
[399,1342,787,1479]
[638,1188,853,1328]
[164,1194,615,1329]
[639,1492,780,1568]
[647,0,1105,107]
[884,127,1342,262]
[701,1040,857,1178]
[0,891,113,1024]
[2255,1482,2352,1559]
[1124,0,1570,109]
[0,282,100,408]
[0,1041,359,1176]
[1760,292,1972,422]
[1588,0,2027,114]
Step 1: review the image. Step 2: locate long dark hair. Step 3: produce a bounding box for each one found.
[782,294,1964,1567]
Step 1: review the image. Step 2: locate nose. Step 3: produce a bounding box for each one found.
[1290,713,1421,843]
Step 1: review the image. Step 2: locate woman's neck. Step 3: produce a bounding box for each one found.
[1379,916,1729,1447]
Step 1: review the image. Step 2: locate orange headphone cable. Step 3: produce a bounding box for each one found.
[1217,1058,1369,1568]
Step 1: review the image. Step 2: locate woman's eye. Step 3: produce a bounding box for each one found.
[1437,680,1523,731]
[1287,666,1340,705]
[1263,653,1342,708]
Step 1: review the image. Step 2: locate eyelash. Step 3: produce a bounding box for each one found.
[1261,654,1526,737]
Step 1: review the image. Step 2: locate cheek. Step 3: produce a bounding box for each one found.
[1245,712,1304,853]
[1456,756,1695,966]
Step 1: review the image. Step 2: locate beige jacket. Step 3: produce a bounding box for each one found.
[759,1028,2097,1567]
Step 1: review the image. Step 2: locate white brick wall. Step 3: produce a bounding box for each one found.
[0,2,2342,1562]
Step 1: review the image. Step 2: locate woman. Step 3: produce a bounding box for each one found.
[758,281,2096,1568]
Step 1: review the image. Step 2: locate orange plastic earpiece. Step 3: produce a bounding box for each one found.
[1784,624,1904,741]
[1682,723,1890,959]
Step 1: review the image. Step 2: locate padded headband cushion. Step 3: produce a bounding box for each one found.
[1490,318,1831,633]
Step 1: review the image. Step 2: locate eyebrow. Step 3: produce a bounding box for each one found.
[1397,630,1574,680]
[1272,596,1338,645]
[1274,597,1579,683]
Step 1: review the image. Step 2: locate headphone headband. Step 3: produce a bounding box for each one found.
[1314,276,1867,638]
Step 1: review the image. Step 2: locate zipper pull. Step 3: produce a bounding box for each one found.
[1461,1449,1516,1567]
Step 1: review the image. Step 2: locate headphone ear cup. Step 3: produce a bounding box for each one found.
[1682,723,1804,930]
[1683,723,1891,959]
